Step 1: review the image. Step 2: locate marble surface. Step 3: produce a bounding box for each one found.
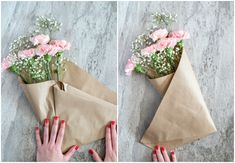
[1,1,116,161]
[118,1,234,162]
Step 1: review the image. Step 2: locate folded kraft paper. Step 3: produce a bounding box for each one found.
[140,51,217,150]
[20,60,117,151]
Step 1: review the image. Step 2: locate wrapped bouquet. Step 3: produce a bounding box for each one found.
[125,12,216,149]
[2,16,117,151]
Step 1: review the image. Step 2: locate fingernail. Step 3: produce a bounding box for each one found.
[75,145,79,150]
[155,145,160,150]
[61,120,65,124]
[160,147,165,152]
[171,151,175,155]
[35,126,39,131]
[44,118,49,124]
[153,150,156,154]
[89,149,93,155]
[111,120,115,125]
[106,124,111,128]
[54,116,59,120]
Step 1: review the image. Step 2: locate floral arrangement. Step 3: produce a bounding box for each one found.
[1,15,118,151]
[1,16,70,83]
[126,12,217,150]
[125,11,190,79]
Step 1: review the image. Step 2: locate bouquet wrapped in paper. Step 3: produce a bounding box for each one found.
[125,12,216,149]
[2,16,116,151]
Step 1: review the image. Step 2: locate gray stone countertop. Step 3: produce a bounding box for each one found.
[118,1,234,162]
[1,1,117,161]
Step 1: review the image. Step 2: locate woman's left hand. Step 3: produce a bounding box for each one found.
[89,120,117,162]
[35,116,79,162]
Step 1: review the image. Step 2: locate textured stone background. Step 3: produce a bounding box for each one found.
[1,1,116,161]
[118,1,234,162]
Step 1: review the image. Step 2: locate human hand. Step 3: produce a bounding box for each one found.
[152,145,177,162]
[89,120,117,162]
[35,116,79,162]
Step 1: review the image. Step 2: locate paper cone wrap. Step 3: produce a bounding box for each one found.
[141,51,217,150]
[20,60,117,151]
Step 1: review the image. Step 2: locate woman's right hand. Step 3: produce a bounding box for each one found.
[152,145,177,162]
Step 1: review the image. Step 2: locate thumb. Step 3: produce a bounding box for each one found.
[64,145,79,161]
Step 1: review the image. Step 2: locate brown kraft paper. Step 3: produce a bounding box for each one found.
[140,51,217,150]
[20,60,117,151]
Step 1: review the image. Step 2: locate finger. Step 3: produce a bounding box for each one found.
[105,124,112,154]
[56,120,65,146]
[89,149,102,162]
[171,151,177,162]
[111,120,117,153]
[161,147,170,162]
[64,145,79,161]
[35,126,42,147]
[49,116,59,144]
[152,150,157,162]
[43,118,49,144]
[155,145,164,162]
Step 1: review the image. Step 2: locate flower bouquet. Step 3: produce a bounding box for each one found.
[2,16,117,151]
[125,12,216,149]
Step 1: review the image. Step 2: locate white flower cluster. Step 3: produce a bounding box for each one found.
[33,15,62,35]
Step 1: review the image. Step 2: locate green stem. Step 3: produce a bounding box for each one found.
[47,62,52,80]
[55,52,63,81]
[19,74,28,84]
[56,62,60,81]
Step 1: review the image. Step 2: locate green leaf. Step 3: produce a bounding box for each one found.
[44,54,52,62]
[166,47,173,55]
[9,64,19,74]
[177,40,184,47]
[56,51,64,58]
[134,64,145,74]
[151,53,157,62]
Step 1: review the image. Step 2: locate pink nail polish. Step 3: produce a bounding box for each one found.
[44,118,49,125]
[89,149,93,155]
[111,120,115,125]
[155,145,160,150]
[54,116,59,120]
[171,151,175,155]
[160,147,165,152]
[75,145,79,150]
[153,150,156,154]
[61,120,65,124]
[35,126,39,131]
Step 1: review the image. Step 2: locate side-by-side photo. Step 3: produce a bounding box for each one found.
[1,1,117,162]
[1,0,234,162]
[119,1,233,162]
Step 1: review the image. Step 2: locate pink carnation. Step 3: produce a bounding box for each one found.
[168,31,190,41]
[141,44,158,56]
[18,48,35,59]
[141,38,178,55]
[125,59,135,76]
[1,55,16,71]
[149,28,168,42]
[155,38,178,51]
[36,44,52,56]
[48,46,63,56]
[49,40,71,50]
[31,34,50,46]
